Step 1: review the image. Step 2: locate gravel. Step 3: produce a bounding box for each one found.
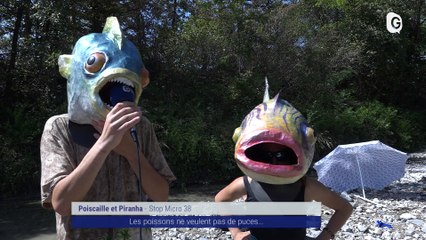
[153,157,426,240]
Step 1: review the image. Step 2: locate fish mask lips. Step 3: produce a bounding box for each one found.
[235,129,305,178]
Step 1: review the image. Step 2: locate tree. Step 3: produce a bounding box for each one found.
[0,0,425,196]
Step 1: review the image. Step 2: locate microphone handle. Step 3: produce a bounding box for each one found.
[130,126,138,143]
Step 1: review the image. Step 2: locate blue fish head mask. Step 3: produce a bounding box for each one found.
[58,17,149,124]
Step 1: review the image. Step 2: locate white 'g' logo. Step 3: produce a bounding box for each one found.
[386,12,402,34]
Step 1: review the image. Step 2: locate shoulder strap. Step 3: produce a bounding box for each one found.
[244,176,272,202]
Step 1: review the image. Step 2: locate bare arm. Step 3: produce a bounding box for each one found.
[115,132,169,201]
[215,176,246,202]
[92,105,169,202]
[129,153,169,201]
[52,140,110,215]
[52,102,141,216]
[305,178,353,240]
[215,177,251,240]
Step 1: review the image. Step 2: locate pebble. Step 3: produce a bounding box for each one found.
[400,213,416,219]
[152,159,426,239]
[408,219,424,226]
[357,224,369,232]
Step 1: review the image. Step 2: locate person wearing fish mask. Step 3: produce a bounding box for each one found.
[40,17,175,240]
[215,80,352,240]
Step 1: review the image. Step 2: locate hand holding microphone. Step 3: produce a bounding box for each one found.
[108,83,143,204]
[108,82,139,144]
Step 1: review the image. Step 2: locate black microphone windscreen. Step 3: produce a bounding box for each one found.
[109,83,135,106]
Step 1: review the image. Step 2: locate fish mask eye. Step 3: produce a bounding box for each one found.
[305,126,316,146]
[232,127,242,143]
[85,52,106,73]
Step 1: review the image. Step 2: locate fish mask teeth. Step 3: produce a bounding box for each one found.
[98,78,136,108]
[112,77,134,88]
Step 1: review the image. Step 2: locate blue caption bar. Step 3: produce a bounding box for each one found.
[72,215,320,228]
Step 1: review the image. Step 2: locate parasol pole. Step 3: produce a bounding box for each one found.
[353,194,385,207]
[355,153,366,198]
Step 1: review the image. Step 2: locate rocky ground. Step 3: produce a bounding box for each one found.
[153,154,426,240]
[3,154,423,240]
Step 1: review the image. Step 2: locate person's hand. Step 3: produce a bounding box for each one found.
[92,102,140,153]
[233,231,252,240]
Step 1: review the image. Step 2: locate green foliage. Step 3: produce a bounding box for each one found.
[0,104,43,195]
[1,0,425,197]
[310,101,426,154]
[102,229,131,240]
[158,114,237,185]
[117,229,131,240]
[144,77,242,185]
[315,0,347,8]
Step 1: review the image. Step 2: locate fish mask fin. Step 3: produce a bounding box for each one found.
[232,127,242,143]
[103,16,123,50]
[58,54,73,79]
[263,76,270,103]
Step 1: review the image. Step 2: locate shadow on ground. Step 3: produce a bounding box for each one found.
[169,183,225,202]
[0,198,56,240]
[348,176,426,202]
[0,184,225,239]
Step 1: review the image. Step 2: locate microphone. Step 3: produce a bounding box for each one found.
[109,83,138,143]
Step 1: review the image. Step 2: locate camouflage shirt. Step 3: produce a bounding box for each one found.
[40,114,176,240]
